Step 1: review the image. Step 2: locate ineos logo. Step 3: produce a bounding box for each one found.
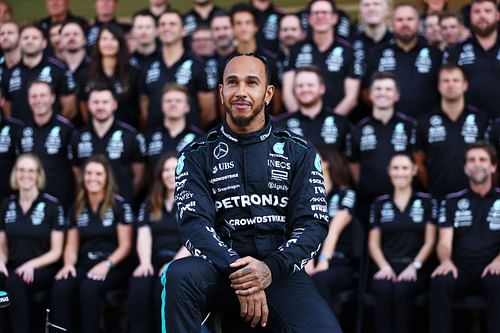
[213,142,229,160]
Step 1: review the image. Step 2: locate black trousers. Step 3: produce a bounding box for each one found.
[51,265,131,333]
[0,266,57,333]
[429,263,500,333]
[164,256,343,333]
[311,259,355,306]
[370,262,428,333]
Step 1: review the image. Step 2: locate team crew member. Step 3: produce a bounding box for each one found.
[16,81,75,209]
[0,21,21,87]
[142,0,169,21]
[430,141,500,333]
[0,112,23,202]
[86,0,131,51]
[140,9,216,131]
[51,155,133,333]
[210,11,235,61]
[129,10,159,71]
[182,0,223,40]
[443,0,500,119]
[83,24,142,128]
[128,153,190,333]
[59,20,92,125]
[368,153,437,333]
[439,12,468,49]
[164,53,342,332]
[39,0,88,34]
[296,2,352,40]
[71,84,146,203]
[348,72,416,225]
[283,0,361,116]
[274,66,350,152]
[1,23,77,122]
[276,14,306,82]
[250,0,284,54]
[307,148,358,306]
[363,3,442,118]
[0,154,65,333]
[145,84,202,174]
[415,64,490,198]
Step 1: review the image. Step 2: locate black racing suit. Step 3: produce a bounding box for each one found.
[165,117,342,333]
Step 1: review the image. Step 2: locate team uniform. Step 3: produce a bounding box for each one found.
[16,114,75,209]
[312,187,358,305]
[364,39,442,118]
[130,47,160,72]
[140,52,215,130]
[70,120,146,202]
[444,35,500,119]
[0,193,65,333]
[1,56,77,122]
[164,116,341,332]
[145,124,202,172]
[416,106,490,198]
[273,108,351,152]
[430,188,500,333]
[297,8,353,40]
[128,202,181,333]
[183,6,224,39]
[51,195,134,333]
[369,192,436,333]
[285,38,362,111]
[253,4,284,54]
[86,19,131,51]
[39,12,89,33]
[347,113,416,224]
[0,116,23,201]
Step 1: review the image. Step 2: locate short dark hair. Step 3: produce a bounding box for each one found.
[439,11,463,25]
[465,141,498,166]
[393,2,419,16]
[132,9,157,27]
[369,72,400,92]
[471,0,497,6]
[159,9,183,23]
[27,80,55,95]
[230,3,257,26]
[224,52,270,85]
[60,19,86,36]
[307,0,337,14]
[438,63,466,81]
[294,66,325,86]
[19,22,45,38]
[86,81,117,101]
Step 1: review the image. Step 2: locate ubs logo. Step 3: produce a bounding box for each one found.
[212,161,235,174]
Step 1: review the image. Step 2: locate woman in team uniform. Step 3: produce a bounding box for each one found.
[368,153,437,333]
[128,153,189,333]
[307,148,358,306]
[51,155,133,333]
[0,154,65,333]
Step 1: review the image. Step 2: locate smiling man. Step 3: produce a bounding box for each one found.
[164,53,342,333]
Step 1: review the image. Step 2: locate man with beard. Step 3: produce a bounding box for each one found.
[70,83,146,203]
[60,20,91,125]
[276,14,305,82]
[363,3,442,118]
[444,0,500,119]
[274,66,350,153]
[210,11,235,60]
[430,141,500,333]
[1,24,77,123]
[0,21,21,88]
[163,53,342,333]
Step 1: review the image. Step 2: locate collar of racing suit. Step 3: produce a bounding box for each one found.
[220,113,273,145]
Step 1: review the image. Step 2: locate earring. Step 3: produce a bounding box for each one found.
[265,101,269,106]
[221,99,224,105]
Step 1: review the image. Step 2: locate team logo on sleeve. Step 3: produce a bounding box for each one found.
[176,153,185,175]
[0,126,11,153]
[487,200,500,230]
[314,154,322,172]
[106,130,124,159]
[415,48,432,73]
[454,198,472,227]
[409,199,424,223]
[391,123,408,151]
[263,14,279,40]
[45,126,62,154]
[326,47,344,72]
[38,66,53,83]
[5,202,16,223]
[461,114,478,143]
[286,118,303,136]
[380,202,395,223]
[320,116,338,144]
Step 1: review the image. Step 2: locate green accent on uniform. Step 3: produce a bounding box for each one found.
[273,142,285,154]
[161,260,174,333]
[314,154,322,172]
[176,154,185,175]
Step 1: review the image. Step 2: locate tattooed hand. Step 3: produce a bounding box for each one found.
[229,256,272,295]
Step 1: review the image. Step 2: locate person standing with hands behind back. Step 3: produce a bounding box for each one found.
[163,53,342,332]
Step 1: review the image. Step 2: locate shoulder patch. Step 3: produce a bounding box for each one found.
[114,194,125,203]
[374,194,391,202]
[42,192,60,203]
[272,129,309,148]
[445,188,468,200]
[47,56,68,70]
[415,192,433,199]
[116,120,138,134]
[55,114,74,128]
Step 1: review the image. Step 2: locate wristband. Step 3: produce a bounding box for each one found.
[318,254,332,262]
[412,260,423,270]
[105,259,113,269]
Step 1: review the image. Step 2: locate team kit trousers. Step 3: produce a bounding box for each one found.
[164,256,343,333]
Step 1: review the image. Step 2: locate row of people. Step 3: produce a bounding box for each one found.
[0,152,186,333]
[0,0,498,132]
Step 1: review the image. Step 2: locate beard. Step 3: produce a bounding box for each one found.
[225,99,266,128]
[467,168,491,185]
[395,31,418,44]
[471,21,498,38]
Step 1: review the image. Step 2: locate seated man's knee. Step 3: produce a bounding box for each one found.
[431,273,455,294]
[482,274,500,295]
